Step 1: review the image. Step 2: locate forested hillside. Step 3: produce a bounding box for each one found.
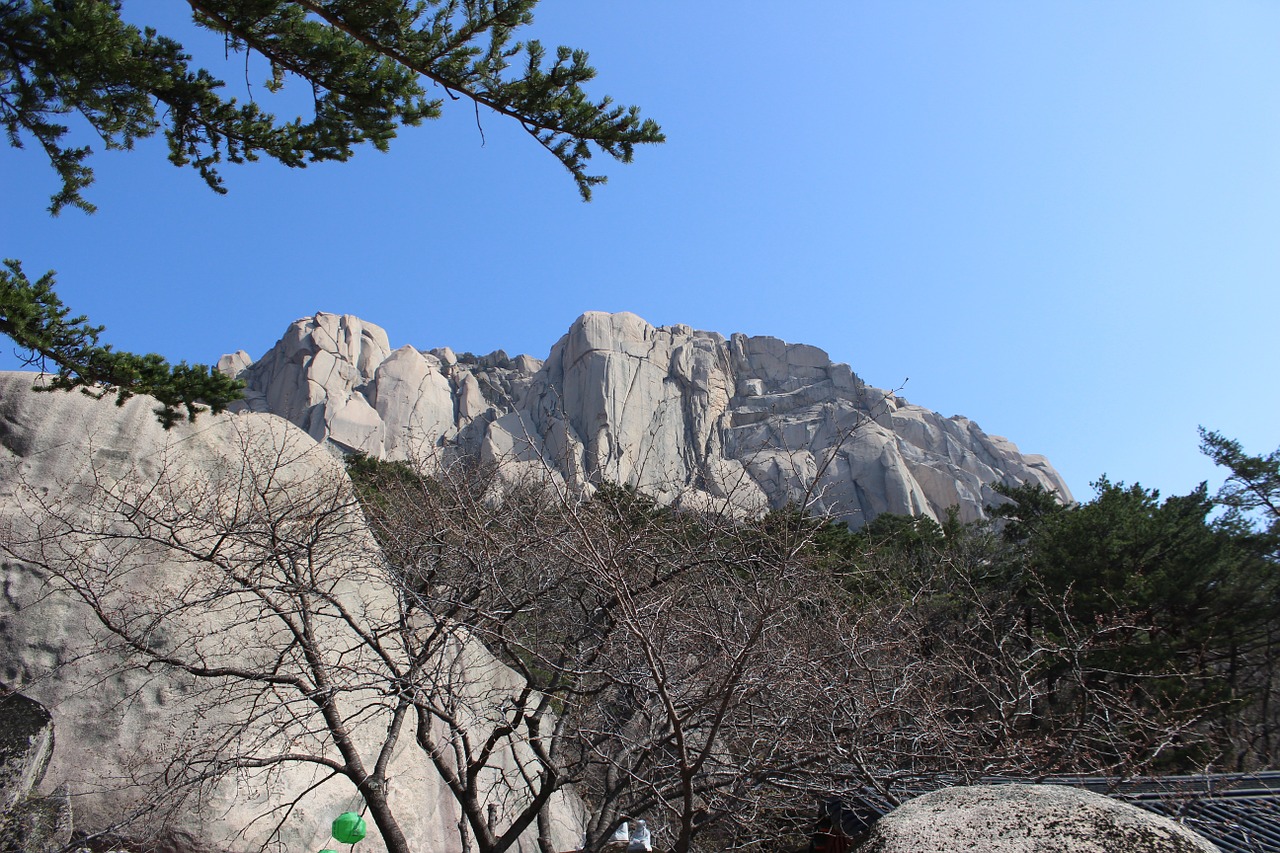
[348,430,1280,853]
[1,369,1273,853]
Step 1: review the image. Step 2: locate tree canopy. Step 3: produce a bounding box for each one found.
[1,0,663,424]
[790,442,1280,774]
[1200,427,1280,546]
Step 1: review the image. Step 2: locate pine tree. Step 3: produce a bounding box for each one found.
[1,0,663,425]
[1200,428,1280,545]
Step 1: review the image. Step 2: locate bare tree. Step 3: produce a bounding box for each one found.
[0,421,577,853]
[793,518,1231,814]
[350,453,862,853]
[3,408,1232,853]
[2,410,836,853]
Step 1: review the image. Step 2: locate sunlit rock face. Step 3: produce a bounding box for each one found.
[222,311,1071,525]
[0,374,580,853]
[859,784,1219,853]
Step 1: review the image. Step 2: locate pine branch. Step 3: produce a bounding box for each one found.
[0,259,243,427]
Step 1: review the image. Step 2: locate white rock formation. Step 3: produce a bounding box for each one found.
[224,312,1071,525]
[0,373,579,853]
[859,784,1218,853]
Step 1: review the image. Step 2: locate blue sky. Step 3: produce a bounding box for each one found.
[3,1,1279,502]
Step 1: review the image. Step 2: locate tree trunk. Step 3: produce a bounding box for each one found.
[363,784,413,853]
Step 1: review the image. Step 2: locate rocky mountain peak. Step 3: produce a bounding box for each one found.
[221,311,1071,526]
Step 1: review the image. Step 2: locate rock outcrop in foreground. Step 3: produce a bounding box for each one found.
[221,311,1071,525]
[861,784,1219,853]
[0,691,70,853]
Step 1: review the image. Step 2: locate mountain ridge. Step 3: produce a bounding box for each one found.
[219,311,1071,525]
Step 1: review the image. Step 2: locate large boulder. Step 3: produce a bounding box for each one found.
[0,373,580,853]
[223,312,1071,526]
[0,690,72,853]
[858,784,1218,853]
[0,785,72,853]
[0,691,53,813]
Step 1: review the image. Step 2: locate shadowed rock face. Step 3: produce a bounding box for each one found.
[0,691,53,814]
[860,784,1219,853]
[222,311,1071,525]
[0,691,72,853]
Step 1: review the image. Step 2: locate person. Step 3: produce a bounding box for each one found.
[627,820,651,853]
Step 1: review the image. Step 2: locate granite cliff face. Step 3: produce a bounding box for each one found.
[220,311,1071,524]
[0,374,579,853]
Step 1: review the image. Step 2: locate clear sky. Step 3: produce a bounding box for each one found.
[3,1,1278,502]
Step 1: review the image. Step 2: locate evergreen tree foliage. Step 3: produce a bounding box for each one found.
[830,468,1280,771]
[987,480,1067,543]
[2,0,662,210]
[1200,427,1280,546]
[1,0,662,424]
[0,259,243,425]
[1015,479,1276,735]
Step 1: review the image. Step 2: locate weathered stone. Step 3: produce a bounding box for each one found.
[455,371,489,425]
[223,311,1073,525]
[214,350,251,379]
[0,373,581,853]
[0,784,72,853]
[859,784,1219,853]
[372,345,455,456]
[512,354,543,374]
[0,692,53,812]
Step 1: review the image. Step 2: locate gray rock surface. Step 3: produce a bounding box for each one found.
[0,690,72,853]
[224,311,1071,524]
[0,691,53,813]
[0,785,72,853]
[859,784,1219,853]
[0,373,579,853]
